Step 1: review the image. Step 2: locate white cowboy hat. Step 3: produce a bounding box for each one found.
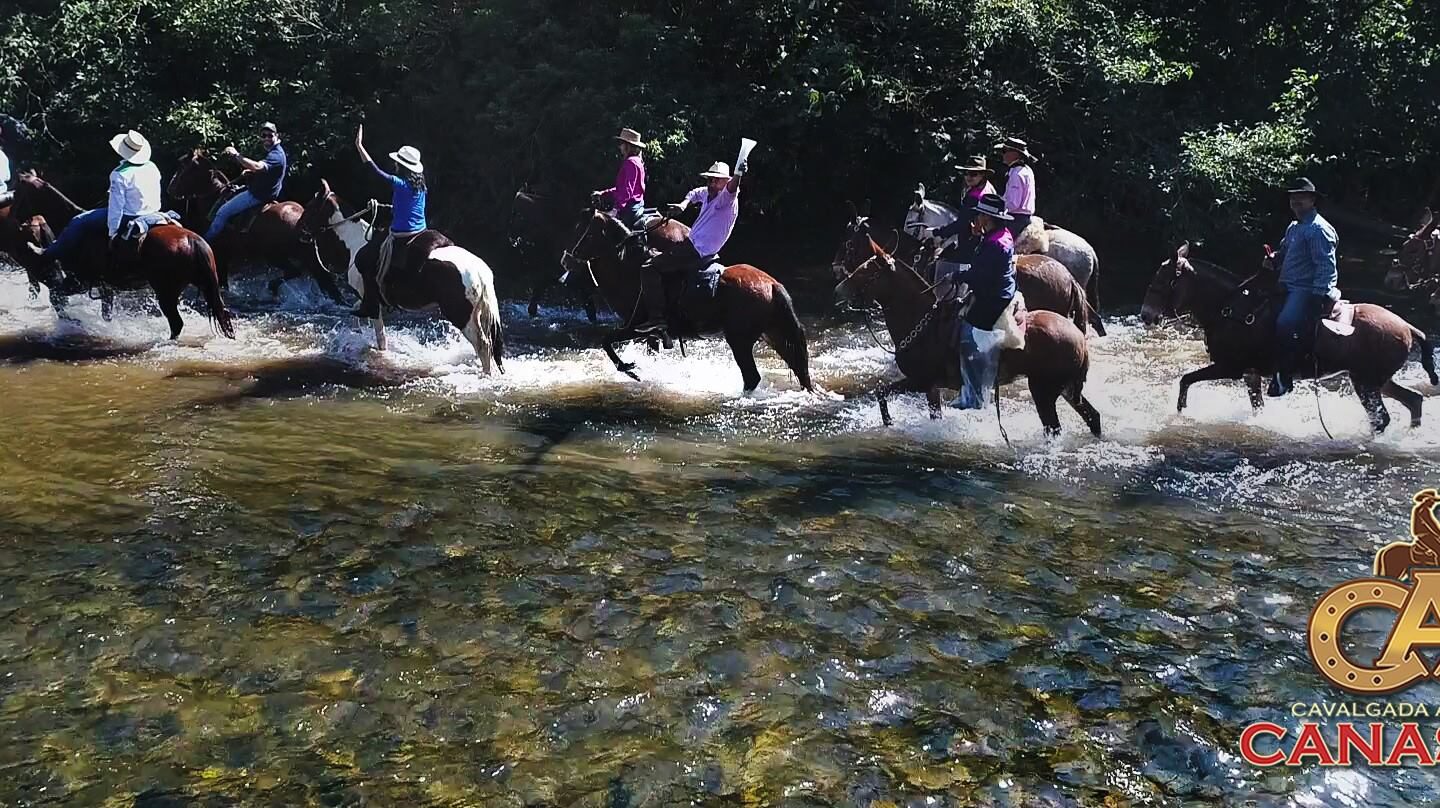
[109,130,152,165]
[700,161,732,180]
[616,128,645,148]
[388,145,424,174]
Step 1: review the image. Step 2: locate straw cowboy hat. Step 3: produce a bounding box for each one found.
[109,130,152,165]
[700,161,733,180]
[994,136,1036,162]
[616,128,645,148]
[956,155,993,175]
[388,145,424,174]
[972,192,1014,221]
[1286,177,1323,196]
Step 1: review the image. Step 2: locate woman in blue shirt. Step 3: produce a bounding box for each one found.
[352,124,442,318]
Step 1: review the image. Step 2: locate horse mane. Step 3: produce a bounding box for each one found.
[1184,256,1242,289]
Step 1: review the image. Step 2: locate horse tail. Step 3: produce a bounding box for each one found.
[191,233,235,339]
[475,263,504,374]
[1067,279,1087,335]
[1084,258,1106,337]
[1414,325,1438,386]
[765,282,813,391]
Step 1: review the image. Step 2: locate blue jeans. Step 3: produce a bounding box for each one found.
[41,207,107,261]
[204,189,263,242]
[616,201,644,230]
[954,319,1001,410]
[1275,289,1331,370]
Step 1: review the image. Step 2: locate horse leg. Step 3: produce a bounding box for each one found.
[1353,381,1390,434]
[586,289,600,324]
[1063,382,1103,438]
[876,377,930,427]
[154,284,185,340]
[1030,378,1064,437]
[1177,363,1237,412]
[372,314,387,352]
[603,330,643,380]
[725,331,763,394]
[926,387,943,419]
[1381,379,1424,428]
[1244,372,1265,410]
[528,274,553,319]
[100,287,115,322]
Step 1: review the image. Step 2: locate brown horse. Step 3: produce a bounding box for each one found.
[559,209,813,393]
[831,211,1101,436]
[168,148,346,304]
[1140,243,1437,432]
[299,182,504,373]
[510,190,600,321]
[1385,208,1440,314]
[9,172,234,340]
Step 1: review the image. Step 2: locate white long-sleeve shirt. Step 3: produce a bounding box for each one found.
[106,161,162,237]
[0,148,10,193]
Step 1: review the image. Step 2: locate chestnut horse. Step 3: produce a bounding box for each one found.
[168,148,346,304]
[299,182,504,373]
[831,213,1101,436]
[1140,243,1436,432]
[559,209,813,393]
[9,172,234,340]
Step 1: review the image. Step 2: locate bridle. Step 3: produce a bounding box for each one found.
[837,251,943,355]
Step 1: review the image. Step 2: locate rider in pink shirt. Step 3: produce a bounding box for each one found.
[995,136,1036,237]
[594,128,647,231]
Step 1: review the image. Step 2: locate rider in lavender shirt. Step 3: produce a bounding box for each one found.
[995,136,1036,237]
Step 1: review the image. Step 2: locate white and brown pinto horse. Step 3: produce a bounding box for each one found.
[299,181,504,374]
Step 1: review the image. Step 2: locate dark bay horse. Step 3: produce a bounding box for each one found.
[1140,243,1437,432]
[832,218,1101,436]
[560,209,813,393]
[9,172,235,340]
[511,190,599,321]
[169,148,346,304]
[299,181,505,373]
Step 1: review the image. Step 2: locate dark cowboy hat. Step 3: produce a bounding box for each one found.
[993,136,1035,161]
[1286,177,1323,196]
[972,192,1013,221]
[956,155,993,174]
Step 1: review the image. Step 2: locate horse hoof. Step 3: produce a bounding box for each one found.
[616,362,637,373]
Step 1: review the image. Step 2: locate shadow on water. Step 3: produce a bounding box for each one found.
[0,330,154,365]
[169,355,416,406]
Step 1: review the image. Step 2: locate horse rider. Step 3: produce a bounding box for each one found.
[947,192,1017,410]
[203,121,287,244]
[1263,177,1339,397]
[351,124,448,319]
[27,129,162,264]
[921,155,998,264]
[635,157,746,337]
[592,127,647,232]
[995,136,1037,238]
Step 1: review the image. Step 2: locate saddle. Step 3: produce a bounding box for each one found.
[110,211,181,275]
[370,229,453,305]
[659,257,725,327]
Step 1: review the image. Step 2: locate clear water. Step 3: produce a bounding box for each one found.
[1,269,1438,806]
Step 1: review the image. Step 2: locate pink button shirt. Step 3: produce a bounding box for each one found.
[685,184,740,257]
[604,154,646,209]
[964,181,997,204]
[1002,164,1035,215]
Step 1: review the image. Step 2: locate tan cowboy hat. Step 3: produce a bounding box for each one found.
[616,128,645,148]
[388,145,424,174]
[700,161,732,180]
[994,136,1035,162]
[109,130,152,165]
[956,155,992,174]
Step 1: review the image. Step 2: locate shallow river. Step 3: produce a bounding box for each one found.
[1,265,1438,807]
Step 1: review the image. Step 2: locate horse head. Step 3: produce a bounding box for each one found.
[559,209,623,277]
[833,251,896,309]
[298,179,341,238]
[833,200,880,280]
[1141,242,1197,325]
[168,148,223,199]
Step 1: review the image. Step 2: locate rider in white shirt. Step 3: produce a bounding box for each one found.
[29,130,162,263]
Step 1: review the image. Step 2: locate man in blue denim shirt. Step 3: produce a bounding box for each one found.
[1266,177,1338,397]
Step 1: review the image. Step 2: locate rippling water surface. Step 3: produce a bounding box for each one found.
[2,267,1439,806]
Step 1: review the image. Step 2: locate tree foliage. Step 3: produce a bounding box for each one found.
[2,0,1437,267]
